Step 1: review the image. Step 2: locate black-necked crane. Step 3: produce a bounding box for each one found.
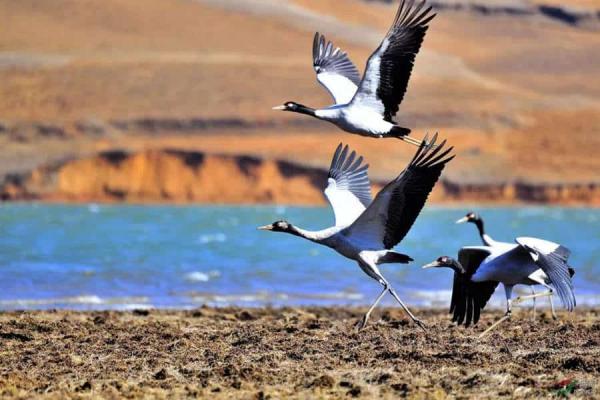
[273,0,435,147]
[422,237,576,338]
[456,211,576,319]
[259,134,454,330]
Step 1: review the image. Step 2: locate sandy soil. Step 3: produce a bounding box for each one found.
[0,307,598,399]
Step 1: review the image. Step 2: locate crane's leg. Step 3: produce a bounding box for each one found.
[531,287,537,321]
[393,133,438,148]
[549,294,557,320]
[386,285,427,332]
[505,284,513,315]
[357,258,426,332]
[396,135,423,147]
[357,285,387,331]
[510,288,554,321]
[526,274,558,320]
[511,291,552,305]
[479,284,513,339]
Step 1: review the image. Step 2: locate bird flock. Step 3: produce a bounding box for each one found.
[261,0,576,336]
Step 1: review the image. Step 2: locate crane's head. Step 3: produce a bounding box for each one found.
[257,220,292,233]
[456,211,480,225]
[272,102,315,116]
[422,256,465,274]
[273,101,302,112]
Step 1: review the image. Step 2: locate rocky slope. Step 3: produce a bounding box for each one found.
[0,150,327,204]
[2,149,599,205]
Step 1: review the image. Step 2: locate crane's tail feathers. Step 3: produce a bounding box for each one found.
[379,251,413,264]
[390,125,412,137]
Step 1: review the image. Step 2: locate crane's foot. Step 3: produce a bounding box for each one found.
[355,315,369,332]
[413,318,427,333]
[478,312,511,339]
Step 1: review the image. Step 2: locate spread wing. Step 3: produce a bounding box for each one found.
[515,237,576,311]
[451,247,498,327]
[341,133,453,248]
[313,33,361,105]
[324,143,372,227]
[350,0,435,121]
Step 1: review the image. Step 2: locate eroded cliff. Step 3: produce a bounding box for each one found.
[1,149,599,205]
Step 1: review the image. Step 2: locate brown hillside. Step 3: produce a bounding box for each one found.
[0,0,598,203]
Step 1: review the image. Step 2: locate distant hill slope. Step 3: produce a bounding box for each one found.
[0,0,598,203]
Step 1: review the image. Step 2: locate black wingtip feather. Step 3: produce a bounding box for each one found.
[423,145,454,168]
[410,133,438,166]
[329,143,344,174]
[373,132,454,249]
[377,0,436,121]
[350,156,364,172]
[393,0,436,29]
[409,133,455,170]
[404,0,426,26]
[343,150,357,171]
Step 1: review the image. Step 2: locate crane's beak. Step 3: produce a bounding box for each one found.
[257,225,273,231]
[422,262,439,269]
[455,216,469,224]
[272,105,286,110]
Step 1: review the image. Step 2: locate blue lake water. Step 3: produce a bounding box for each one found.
[0,204,598,310]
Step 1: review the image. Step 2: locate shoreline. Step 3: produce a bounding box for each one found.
[1,307,598,399]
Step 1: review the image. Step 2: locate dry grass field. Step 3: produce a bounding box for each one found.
[0,307,599,399]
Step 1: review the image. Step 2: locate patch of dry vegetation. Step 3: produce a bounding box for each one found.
[0,308,598,399]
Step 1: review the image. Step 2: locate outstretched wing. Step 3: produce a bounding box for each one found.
[324,143,372,227]
[451,247,498,327]
[313,33,361,105]
[515,237,576,311]
[342,133,454,248]
[351,0,435,121]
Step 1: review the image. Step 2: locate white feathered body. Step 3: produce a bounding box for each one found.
[315,105,394,137]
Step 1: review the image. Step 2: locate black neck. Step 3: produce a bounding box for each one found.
[285,225,303,238]
[474,218,485,243]
[451,260,467,275]
[291,104,316,117]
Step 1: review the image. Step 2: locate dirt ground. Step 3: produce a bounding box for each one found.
[0,307,598,399]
